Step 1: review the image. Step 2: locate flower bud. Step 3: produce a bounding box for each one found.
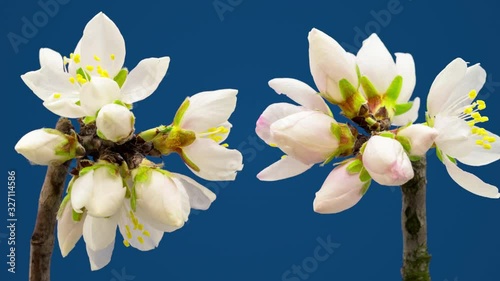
[15,128,84,165]
[362,136,414,186]
[313,159,368,214]
[397,124,438,156]
[96,103,135,144]
[270,110,339,164]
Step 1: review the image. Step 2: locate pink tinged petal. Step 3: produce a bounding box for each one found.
[427,58,468,117]
[270,110,339,165]
[255,103,304,144]
[456,129,500,166]
[313,160,365,214]
[180,89,237,133]
[39,48,63,72]
[182,138,243,181]
[121,57,171,104]
[71,172,94,213]
[80,77,121,116]
[441,64,486,115]
[362,136,414,186]
[86,241,115,271]
[257,156,313,181]
[268,78,330,114]
[392,97,420,126]
[308,28,358,102]
[172,173,216,210]
[117,202,163,251]
[80,12,125,77]
[356,34,397,92]
[434,115,474,158]
[397,124,438,156]
[57,200,85,257]
[21,66,79,101]
[83,215,118,252]
[442,156,500,199]
[395,53,416,103]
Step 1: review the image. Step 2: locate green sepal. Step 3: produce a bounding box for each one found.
[76,67,91,81]
[75,100,81,106]
[339,78,358,100]
[79,161,118,177]
[130,186,137,212]
[360,180,371,196]
[394,102,413,116]
[57,194,71,219]
[346,159,363,175]
[83,116,96,124]
[359,167,371,182]
[96,129,107,140]
[436,148,444,162]
[173,98,190,126]
[72,209,83,222]
[359,142,367,154]
[113,68,128,88]
[134,166,152,183]
[379,131,395,139]
[409,155,422,162]
[330,123,341,140]
[321,151,340,166]
[385,75,403,103]
[396,135,412,153]
[447,155,457,164]
[180,149,200,172]
[360,76,379,99]
[113,100,128,107]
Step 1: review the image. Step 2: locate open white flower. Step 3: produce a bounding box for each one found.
[362,136,414,186]
[20,12,170,118]
[426,58,500,198]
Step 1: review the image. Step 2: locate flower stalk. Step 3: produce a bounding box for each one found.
[401,157,431,281]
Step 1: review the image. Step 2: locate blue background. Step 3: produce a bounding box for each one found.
[1,0,499,280]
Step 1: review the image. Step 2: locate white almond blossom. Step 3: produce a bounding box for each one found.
[426,58,500,198]
[20,12,170,118]
[397,124,438,157]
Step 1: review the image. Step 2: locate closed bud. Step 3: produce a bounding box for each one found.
[397,124,438,156]
[96,103,135,144]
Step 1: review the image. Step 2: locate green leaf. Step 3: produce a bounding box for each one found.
[359,167,371,182]
[396,135,412,153]
[360,76,379,98]
[385,75,403,102]
[113,68,128,88]
[339,78,358,100]
[394,102,413,116]
[346,159,363,175]
[173,98,190,126]
[360,180,371,196]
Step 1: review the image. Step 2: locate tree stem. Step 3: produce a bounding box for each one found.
[401,157,431,281]
[29,118,73,281]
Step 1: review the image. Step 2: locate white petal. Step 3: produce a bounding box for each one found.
[68,39,81,76]
[39,48,63,72]
[356,34,397,92]
[397,123,438,156]
[85,167,125,218]
[456,129,500,166]
[180,89,237,132]
[443,156,500,199]
[257,156,313,181]
[57,200,85,257]
[434,115,474,158]
[172,173,216,210]
[83,215,118,252]
[86,241,115,271]
[80,77,121,116]
[255,103,304,144]
[117,202,163,251]
[80,12,125,78]
[121,57,170,104]
[182,138,243,181]
[43,96,86,118]
[392,97,420,126]
[395,53,416,103]
[71,172,94,213]
[268,78,330,114]
[441,64,486,115]
[21,67,79,101]
[427,58,467,117]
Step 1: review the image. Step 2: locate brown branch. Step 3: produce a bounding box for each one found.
[401,157,431,281]
[29,118,73,281]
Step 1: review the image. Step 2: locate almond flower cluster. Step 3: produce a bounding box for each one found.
[256,29,500,214]
[14,12,243,270]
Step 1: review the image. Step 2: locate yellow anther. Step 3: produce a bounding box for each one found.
[220,127,229,133]
[221,143,229,147]
[468,90,477,100]
[480,116,489,122]
[210,135,223,142]
[476,140,484,145]
[471,127,478,134]
[100,69,110,78]
[123,240,130,247]
[143,231,151,237]
[463,107,473,114]
[63,56,69,65]
[125,225,132,239]
[85,65,94,71]
[467,121,476,127]
[269,143,278,147]
[281,155,287,159]
[483,143,492,150]
[53,93,61,99]
[69,77,75,84]
[94,55,101,61]
[138,223,144,231]
[484,136,496,143]
[477,100,486,110]
[478,128,488,136]
[471,112,481,120]
[137,236,144,244]
[110,54,115,60]
[73,53,81,64]
[69,53,74,59]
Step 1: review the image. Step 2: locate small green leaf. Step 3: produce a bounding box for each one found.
[360,76,379,98]
[436,148,444,162]
[339,78,358,100]
[330,123,341,140]
[72,209,83,222]
[359,167,371,182]
[447,155,457,164]
[379,131,395,138]
[113,68,128,88]
[385,75,403,102]
[360,180,371,196]
[396,135,412,153]
[75,100,81,106]
[394,102,413,116]
[409,155,422,162]
[346,159,363,174]
[83,115,96,124]
[173,98,190,126]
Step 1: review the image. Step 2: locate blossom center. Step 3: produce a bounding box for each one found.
[199,126,229,146]
[122,210,151,247]
[64,52,116,85]
[458,90,495,150]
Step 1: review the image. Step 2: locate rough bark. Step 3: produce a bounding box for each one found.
[401,157,431,281]
[29,118,73,281]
